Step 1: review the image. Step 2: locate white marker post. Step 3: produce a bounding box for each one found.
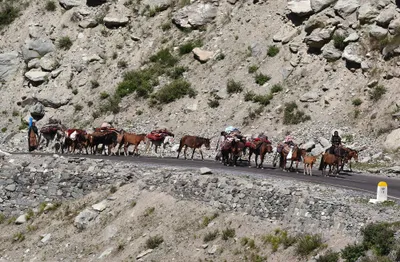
[369,181,388,204]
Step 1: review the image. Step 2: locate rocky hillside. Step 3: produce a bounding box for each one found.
[1,0,400,154]
[1,153,399,261]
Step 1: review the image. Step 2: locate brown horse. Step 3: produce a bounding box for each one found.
[220,138,246,166]
[321,153,342,177]
[177,135,211,160]
[279,145,306,172]
[121,133,148,156]
[340,148,359,172]
[248,142,273,169]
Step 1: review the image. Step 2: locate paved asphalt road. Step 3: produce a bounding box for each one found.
[13,152,400,200]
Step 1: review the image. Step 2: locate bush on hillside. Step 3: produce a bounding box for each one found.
[152,79,196,104]
[226,79,243,94]
[58,36,73,50]
[283,102,311,125]
[255,73,271,86]
[179,39,203,55]
[0,4,19,29]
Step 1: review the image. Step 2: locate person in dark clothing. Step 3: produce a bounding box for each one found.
[329,131,342,154]
[28,121,39,152]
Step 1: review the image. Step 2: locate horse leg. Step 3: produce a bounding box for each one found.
[183,146,188,160]
[191,148,196,160]
[248,151,252,168]
[199,148,204,161]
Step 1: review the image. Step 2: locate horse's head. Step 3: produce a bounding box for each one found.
[350,150,359,162]
[265,143,273,153]
[163,135,174,145]
[204,138,211,150]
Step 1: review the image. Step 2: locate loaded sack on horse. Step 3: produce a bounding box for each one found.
[219,127,247,166]
[146,128,174,141]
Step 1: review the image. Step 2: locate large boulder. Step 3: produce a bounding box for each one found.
[300,91,320,102]
[356,3,378,24]
[342,43,363,64]
[21,39,55,63]
[369,25,388,40]
[322,43,342,61]
[376,8,396,28]
[304,16,328,34]
[383,129,400,152]
[25,70,50,83]
[310,0,337,12]
[304,27,335,49]
[334,0,360,18]
[59,0,84,9]
[30,102,45,120]
[388,18,400,35]
[192,48,214,63]
[172,3,217,28]
[0,51,20,82]
[287,0,313,16]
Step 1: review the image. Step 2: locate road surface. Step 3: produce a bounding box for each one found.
[12,152,400,200]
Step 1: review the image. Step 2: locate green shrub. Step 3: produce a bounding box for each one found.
[58,36,73,50]
[74,104,83,111]
[316,250,340,262]
[352,98,362,106]
[201,213,219,228]
[267,45,279,57]
[100,92,110,100]
[354,109,360,119]
[179,39,203,55]
[149,48,178,67]
[0,4,19,30]
[99,95,120,114]
[244,91,256,101]
[13,232,25,243]
[248,65,259,74]
[221,228,235,240]
[167,66,188,79]
[19,117,29,130]
[153,79,195,104]
[333,34,347,50]
[116,68,159,98]
[263,229,297,252]
[112,52,118,59]
[12,110,19,117]
[370,85,386,102]
[91,80,100,89]
[1,127,7,133]
[204,230,219,242]
[161,22,171,31]
[87,101,93,107]
[226,79,243,94]
[253,93,273,106]
[283,102,311,125]
[208,99,220,108]
[271,84,283,93]
[0,213,5,224]
[72,89,78,95]
[145,235,163,249]
[341,243,365,262]
[295,234,324,257]
[45,1,56,11]
[362,223,395,256]
[255,73,271,86]
[117,60,128,68]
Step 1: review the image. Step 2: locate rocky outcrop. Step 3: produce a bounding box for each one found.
[375,8,396,28]
[334,0,360,18]
[356,3,379,24]
[192,48,214,63]
[369,25,388,40]
[0,51,20,81]
[304,27,335,49]
[342,43,364,64]
[287,0,313,16]
[310,0,337,12]
[37,97,72,109]
[383,129,400,152]
[322,44,342,61]
[103,16,129,28]
[21,39,55,63]
[172,3,217,28]
[59,0,84,9]
[300,91,320,102]
[30,102,45,120]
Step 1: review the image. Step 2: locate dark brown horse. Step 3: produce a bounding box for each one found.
[221,138,246,166]
[279,145,306,172]
[248,142,273,169]
[177,135,211,160]
[89,130,119,155]
[340,147,359,172]
[320,153,342,177]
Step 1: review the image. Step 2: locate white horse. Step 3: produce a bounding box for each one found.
[145,135,174,158]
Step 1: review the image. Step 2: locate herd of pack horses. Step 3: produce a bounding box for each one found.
[37,121,360,177]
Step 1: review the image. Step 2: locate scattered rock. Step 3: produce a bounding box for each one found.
[282,28,300,44]
[342,43,363,64]
[208,245,219,255]
[289,42,300,53]
[92,200,108,212]
[41,234,51,243]
[304,27,335,49]
[21,38,55,62]
[344,32,359,43]
[136,249,153,259]
[30,103,45,120]
[200,167,212,175]
[172,3,217,28]
[322,44,342,61]
[103,16,129,28]
[376,8,396,28]
[0,51,20,82]
[383,129,400,152]
[369,25,388,40]
[74,209,98,230]
[192,48,214,63]
[388,18,400,35]
[59,0,84,9]
[98,247,113,259]
[318,137,330,148]
[287,0,313,16]
[356,3,379,24]
[300,91,320,102]
[310,0,337,12]
[25,70,50,83]
[40,54,58,72]
[79,19,98,29]
[334,0,360,18]
[15,214,27,225]
[5,184,16,192]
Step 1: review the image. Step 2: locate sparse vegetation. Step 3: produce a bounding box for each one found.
[263,229,297,252]
[267,45,280,57]
[253,93,273,106]
[109,186,117,193]
[0,4,19,30]
[370,85,386,102]
[26,209,34,221]
[316,250,340,262]
[201,213,219,228]
[149,48,178,67]
[221,228,235,240]
[179,39,203,55]
[72,89,78,95]
[0,213,5,224]
[254,73,271,86]
[7,216,16,224]
[112,52,118,59]
[145,235,164,249]
[167,66,188,79]
[13,232,25,243]
[362,222,395,256]
[283,102,311,125]
[354,109,360,119]
[130,201,137,208]
[91,80,100,89]
[100,92,110,100]
[295,234,324,257]
[144,207,155,217]
[45,1,56,11]
[117,60,128,69]
[333,34,347,50]
[352,98,362,106]
[203,230,219,242]
[161,22,171,31]
[116,68,158,99]
[248,65,259,74]
[12,110,19,117]
[226,79,243,94]
[99,95,120,114]
[341,243,366,262]
[58,36,73,50]
[152,79,196,104]
[271,83,283,93]
[19,117,29,130]
[74,104,83,112]
[136,109,143,115]
[1,127,7,133]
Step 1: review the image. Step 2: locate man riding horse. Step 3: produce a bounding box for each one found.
[329,131,342,155]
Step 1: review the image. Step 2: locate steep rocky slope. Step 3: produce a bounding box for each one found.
[1,0,400,155]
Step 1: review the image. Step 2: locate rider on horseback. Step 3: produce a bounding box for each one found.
[329,131,342,155]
